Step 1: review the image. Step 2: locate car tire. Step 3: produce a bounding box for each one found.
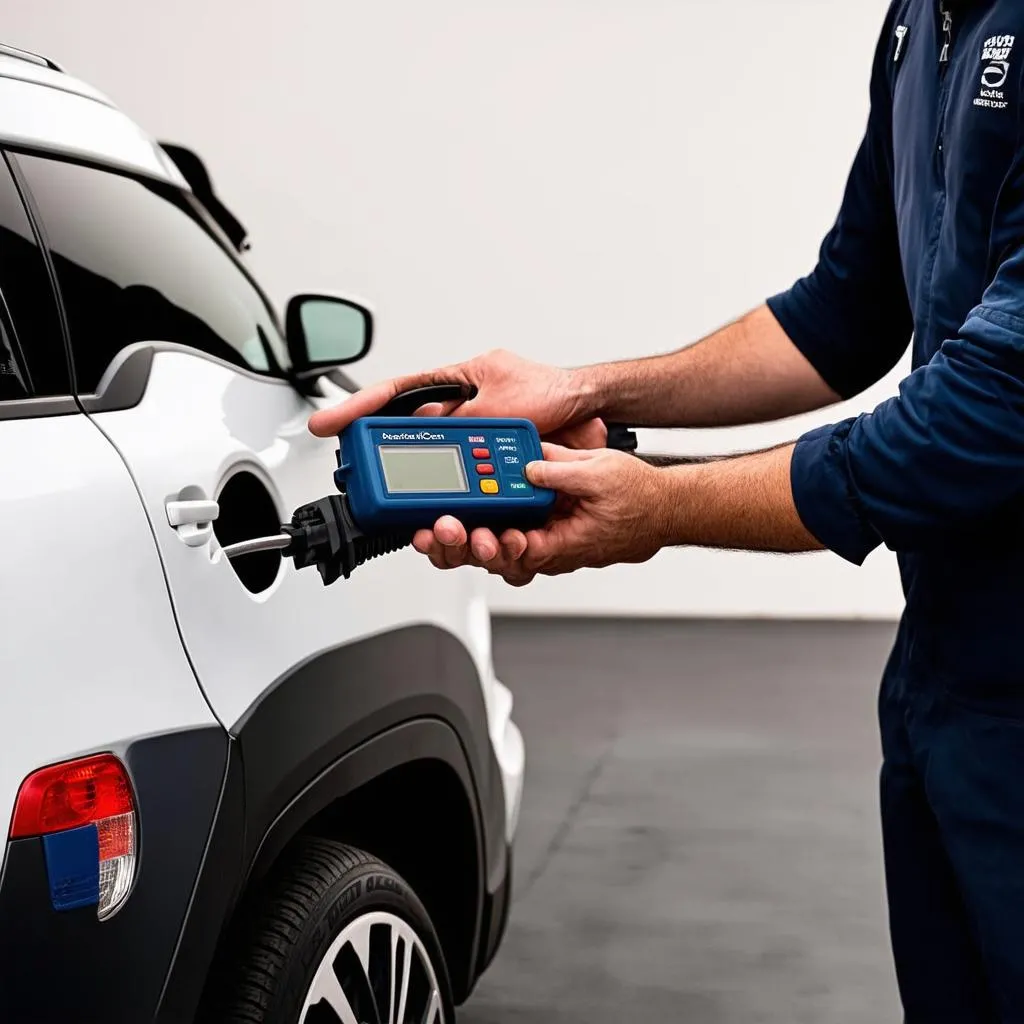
[211,837,454,1024]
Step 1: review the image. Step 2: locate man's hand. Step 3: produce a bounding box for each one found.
[410,440,823,584]
[411,444,669,585]
[307,349,607,448]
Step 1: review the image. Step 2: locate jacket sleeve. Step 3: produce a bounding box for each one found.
[791,191,1024,565]
[766,4,913,400]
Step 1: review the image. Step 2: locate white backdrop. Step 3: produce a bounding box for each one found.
[9,0,906,618]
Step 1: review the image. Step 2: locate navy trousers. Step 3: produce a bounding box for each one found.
[880,621,1024,1022]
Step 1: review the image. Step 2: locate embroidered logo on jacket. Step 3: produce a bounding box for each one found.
[975,34,1015,108]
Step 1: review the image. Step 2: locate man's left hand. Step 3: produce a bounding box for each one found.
[412,444,670,585]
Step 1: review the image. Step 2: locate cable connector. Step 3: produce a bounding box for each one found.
[282,494,413,585]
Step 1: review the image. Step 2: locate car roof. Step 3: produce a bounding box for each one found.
[0,43,188,188]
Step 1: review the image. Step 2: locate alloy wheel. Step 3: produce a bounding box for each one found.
[301,910,445,1024]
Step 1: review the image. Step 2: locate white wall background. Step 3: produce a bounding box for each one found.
[8,0,906,619]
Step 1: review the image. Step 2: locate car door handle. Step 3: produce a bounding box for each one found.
[166,499,219,548]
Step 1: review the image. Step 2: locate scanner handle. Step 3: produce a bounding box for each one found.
[377,384,478,417]
[375,383,639,453]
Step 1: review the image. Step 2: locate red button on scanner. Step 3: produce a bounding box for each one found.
[476,464,495,475]
[472,448,490,459]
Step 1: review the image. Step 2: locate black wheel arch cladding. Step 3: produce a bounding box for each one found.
[160,624,509,1020]
[232,624,506,894]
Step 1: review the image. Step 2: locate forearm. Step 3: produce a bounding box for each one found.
[653,443,824,554]
[573,304,840,430]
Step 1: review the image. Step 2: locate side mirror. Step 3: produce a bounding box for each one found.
[285,293,373,376]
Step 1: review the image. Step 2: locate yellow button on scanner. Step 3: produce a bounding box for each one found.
[479,479,499,494]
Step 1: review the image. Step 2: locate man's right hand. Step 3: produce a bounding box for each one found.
[306,348,607,448]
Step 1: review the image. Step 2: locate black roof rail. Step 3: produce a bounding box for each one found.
[0,43,65,72]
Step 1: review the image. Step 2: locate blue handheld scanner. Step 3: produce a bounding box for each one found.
[335,417,557,533]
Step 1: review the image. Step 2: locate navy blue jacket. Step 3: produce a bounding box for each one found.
[768,0,1024,686]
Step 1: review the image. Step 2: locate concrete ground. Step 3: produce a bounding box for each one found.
[462,617,903,1024]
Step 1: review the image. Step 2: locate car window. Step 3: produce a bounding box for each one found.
[15,154,289,393]
[0,154,71,399]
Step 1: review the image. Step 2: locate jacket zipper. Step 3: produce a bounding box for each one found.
[937,3,955,161]
[924,0,956,353]
[939,3,953,67]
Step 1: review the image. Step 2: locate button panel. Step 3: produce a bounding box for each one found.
[449,431,531,496]
[467,432,534,495]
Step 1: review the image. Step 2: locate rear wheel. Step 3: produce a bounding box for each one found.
[211,838,453,1023]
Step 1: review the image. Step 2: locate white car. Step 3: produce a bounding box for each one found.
[0,42,523,1024]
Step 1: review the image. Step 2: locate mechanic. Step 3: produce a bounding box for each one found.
[312,2,1024,1018]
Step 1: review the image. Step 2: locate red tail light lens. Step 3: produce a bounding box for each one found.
[9,754,133,838]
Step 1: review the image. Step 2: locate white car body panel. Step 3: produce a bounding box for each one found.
[0,413,219,833]
[90,349,508,728]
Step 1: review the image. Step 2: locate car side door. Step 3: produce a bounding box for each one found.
[12,152,480,740]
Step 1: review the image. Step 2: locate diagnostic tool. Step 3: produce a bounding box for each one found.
[221,386,562,585]
[221,383,641,585]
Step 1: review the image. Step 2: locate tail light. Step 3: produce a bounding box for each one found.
[9,754,137,920]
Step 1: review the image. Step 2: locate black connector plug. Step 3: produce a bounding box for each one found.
[605,423,639,452]
[282,494,413,585]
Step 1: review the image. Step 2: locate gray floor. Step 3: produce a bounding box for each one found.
[462,617,903,1024]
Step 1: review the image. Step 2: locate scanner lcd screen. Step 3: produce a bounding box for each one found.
[378,445,470,493]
